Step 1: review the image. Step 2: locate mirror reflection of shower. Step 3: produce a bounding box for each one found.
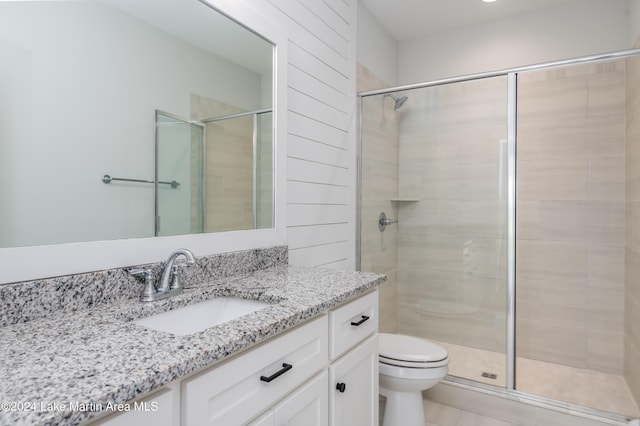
[155,111,205,238]
[201,108,274,232]
[155,106,273,237]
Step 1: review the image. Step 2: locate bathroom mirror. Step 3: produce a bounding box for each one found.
[0,0,274,249]
[0,0,287,285]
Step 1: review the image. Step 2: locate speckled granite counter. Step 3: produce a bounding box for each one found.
[0,265,385,426]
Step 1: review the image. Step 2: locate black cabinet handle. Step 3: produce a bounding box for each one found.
[260,363,293,383]
[350,315,370,327]
[336,382,346,393]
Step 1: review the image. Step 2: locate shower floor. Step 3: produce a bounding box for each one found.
[432,340,640,418]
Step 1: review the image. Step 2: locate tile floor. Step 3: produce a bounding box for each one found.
[380,397,528,426]
[432,340,640,418]
[422,399,514,426]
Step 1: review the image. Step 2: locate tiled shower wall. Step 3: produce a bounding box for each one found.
[626,52,640,403]
[516,60,626,374]
[358,63,398,334]
[395,77,509,354]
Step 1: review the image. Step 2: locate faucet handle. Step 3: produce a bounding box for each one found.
[129,267,152,281]
[169,261,189,290]
[130,268,156,302]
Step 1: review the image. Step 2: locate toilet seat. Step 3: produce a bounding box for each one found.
[379,333,449,368]
[380,356,449,368]
[379,360,448,380]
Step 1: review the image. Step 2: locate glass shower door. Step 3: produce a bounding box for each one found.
[360,75,510,386]
[396,77,509,386]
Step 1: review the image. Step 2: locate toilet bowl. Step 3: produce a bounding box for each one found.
[379,333,449,426]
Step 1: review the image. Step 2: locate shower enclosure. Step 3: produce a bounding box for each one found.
[358,49,640,423]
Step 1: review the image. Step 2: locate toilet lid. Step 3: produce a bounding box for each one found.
[379,333,448,363]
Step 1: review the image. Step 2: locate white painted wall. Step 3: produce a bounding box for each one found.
[631,0,640,47]
[356,2,398,86]
[399,0,632,83]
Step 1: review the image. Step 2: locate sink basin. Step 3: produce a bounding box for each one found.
[132,297,272,336]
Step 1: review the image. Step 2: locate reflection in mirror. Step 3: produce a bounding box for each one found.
[0,0,274,249]
[198,108,274,232]
[155,106,274,236]
[155,111,205,237]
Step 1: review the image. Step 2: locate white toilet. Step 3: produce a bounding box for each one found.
[379,333,449,426]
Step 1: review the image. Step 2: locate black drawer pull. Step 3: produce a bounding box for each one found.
[350,315,370,327]
[260,363,293,383]
[336,382,346,393]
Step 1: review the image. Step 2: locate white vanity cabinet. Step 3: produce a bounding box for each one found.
[88,290,379,426]
[328,291,379,426]
[248,289,379,426]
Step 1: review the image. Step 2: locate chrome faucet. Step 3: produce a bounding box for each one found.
[130,248,196,302]
[158,248,196,292]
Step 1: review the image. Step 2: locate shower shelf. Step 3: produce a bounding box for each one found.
[390,198,420,202]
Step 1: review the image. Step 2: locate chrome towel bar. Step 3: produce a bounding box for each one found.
[102,174,180,189]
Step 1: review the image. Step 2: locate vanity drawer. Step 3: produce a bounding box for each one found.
[181,314,328,426]
[329,290,378,360]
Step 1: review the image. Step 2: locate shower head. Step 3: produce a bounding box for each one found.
[393,95,408,110]
[384,93,408,111]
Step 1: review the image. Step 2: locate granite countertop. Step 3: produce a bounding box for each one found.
[0,265,384,426]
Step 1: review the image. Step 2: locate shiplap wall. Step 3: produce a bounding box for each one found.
[252,0,357,270]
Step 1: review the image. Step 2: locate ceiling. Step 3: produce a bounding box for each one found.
[361,0,581,41]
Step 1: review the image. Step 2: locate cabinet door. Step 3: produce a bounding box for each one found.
[329,335,378,426]
[273,372,328,426]
[248,411,275,426]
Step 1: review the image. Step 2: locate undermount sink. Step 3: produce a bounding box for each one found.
[132,297,272,336]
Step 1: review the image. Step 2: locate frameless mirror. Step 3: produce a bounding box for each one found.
[0,0,274,249]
